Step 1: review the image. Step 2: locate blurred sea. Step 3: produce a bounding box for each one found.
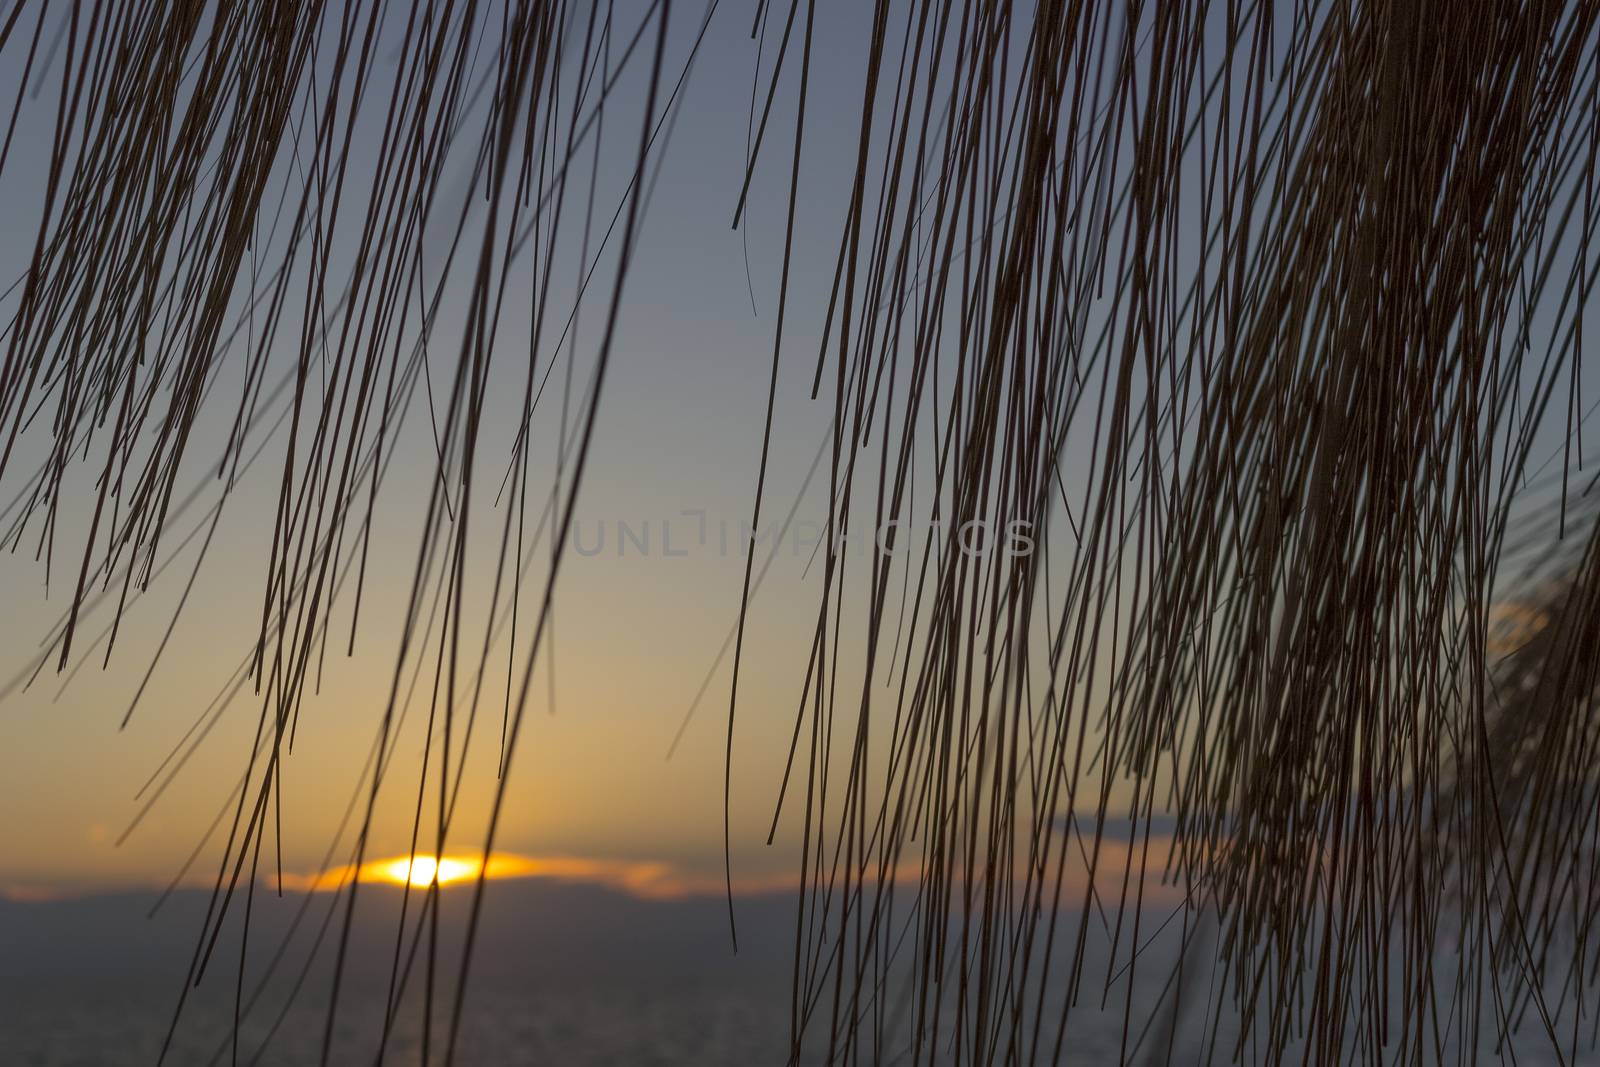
[3,977,1178,1066]
[0,883,1582,1065]
[5,979,797,1066]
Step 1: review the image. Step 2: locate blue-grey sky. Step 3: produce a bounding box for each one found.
[0,0,1066,900]
[0,0,1587,912]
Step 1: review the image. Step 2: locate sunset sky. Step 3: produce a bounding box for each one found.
[0,4,825,901]
[0,1,1579,923]
[0,2,1122,909]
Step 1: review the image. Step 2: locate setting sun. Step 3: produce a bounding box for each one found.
[377,854,480,888]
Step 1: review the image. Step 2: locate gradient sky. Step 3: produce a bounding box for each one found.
[2,0,1578,913]
[0,1,1103,902]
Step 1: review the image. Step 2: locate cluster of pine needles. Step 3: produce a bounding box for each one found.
[3,0,1600,1064]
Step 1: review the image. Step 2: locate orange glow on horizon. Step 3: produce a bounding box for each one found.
[272,850,806,899]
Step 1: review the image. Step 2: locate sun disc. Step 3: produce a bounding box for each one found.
[377,854,479,888]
